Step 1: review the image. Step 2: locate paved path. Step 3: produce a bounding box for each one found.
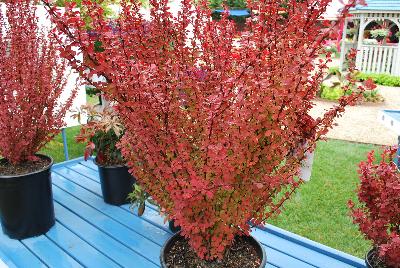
[310,85,400,145]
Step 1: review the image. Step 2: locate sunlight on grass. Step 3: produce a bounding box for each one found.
[268,139,378,258]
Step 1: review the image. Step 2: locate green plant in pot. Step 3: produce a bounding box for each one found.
[129,184,182,233]
[75,104,136,205]
[47,0,365,266]
[0,0,76,239]
[348,148,400,268]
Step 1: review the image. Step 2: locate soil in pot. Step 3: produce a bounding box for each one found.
[0,157,51,176]
[164,235,264,268]
[366,248,390,268]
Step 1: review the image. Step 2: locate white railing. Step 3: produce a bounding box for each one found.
[343,41,357,56]
[357,44,400,75]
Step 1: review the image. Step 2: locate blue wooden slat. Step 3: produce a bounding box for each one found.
[122,204,171,234]
[52,157,84,169]
[52,185,161,267]
[67,164,99,182]
[0,245,20,268]
[0,231,46,267]
[252,228,354,268]
[53,167,102,196]
[45,222,120,268]
[261,244,316,268]
[22,235,82,268]
[51,172,171,245]
[0,231,45,267]
[79,160,98,171]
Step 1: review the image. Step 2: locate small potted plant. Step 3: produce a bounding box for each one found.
[129,184,181,233]
[348,148,400,268]
[75,104,136,205]
[0,0,76,239]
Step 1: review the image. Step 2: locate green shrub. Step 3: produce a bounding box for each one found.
[320,84,345,100]
[328,67,340,76]
[362,90,383,103]
[86,86,100,96]
[356,73,400,87]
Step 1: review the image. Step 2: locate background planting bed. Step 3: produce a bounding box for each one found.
[0,158,366,268]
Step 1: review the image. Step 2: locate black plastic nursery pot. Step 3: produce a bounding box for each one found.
[0,155,55,239]
[168,220,181,233]
[160,232,267,268]
[95,160,136,205]
[365,248,387,268]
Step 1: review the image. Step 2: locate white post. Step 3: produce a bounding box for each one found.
[339,17,348,71]
[355,15,366,70]
[396,36,400,76]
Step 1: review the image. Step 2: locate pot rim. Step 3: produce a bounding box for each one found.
[93,157,127,169]
[365,247,377,268]
[0,154,53,179]
[160,231,267,268]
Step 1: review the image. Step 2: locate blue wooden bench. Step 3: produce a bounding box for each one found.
[0,157,366,268]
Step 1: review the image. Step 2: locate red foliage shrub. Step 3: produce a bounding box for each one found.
[0,0,76,165]
[348,148,400,268]
[45,0,370,260]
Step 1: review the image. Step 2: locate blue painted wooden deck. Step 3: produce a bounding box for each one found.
[0,157,366,268]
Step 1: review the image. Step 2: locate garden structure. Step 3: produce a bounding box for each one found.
[339,0,400,75]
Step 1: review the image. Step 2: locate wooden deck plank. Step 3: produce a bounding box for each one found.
[45,222,120,268]
[79,159,98,171]
[67,164,99,182]
[22,235,82,268]
[51,172,171,245]
[52,185,161,267]
[0,247,17,268]
[0,231,45,267]
[261,245,316,268]
[253,228,355,268]
[53,167,103,196]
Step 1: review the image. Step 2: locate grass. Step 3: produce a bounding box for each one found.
[268,139,377,258]
[41,133,375,258]
[87,93,100,105]
[39,126,85,163]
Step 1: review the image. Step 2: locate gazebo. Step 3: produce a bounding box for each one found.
[339,0,400,75]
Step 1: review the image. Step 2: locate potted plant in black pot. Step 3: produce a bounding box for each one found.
[75,104,136,205]
[129,184,181,233]
[0,0,76,239]
[348,148,400,268]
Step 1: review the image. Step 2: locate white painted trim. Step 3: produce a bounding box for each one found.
[379,111,400,135]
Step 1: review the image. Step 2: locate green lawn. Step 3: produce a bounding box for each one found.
[268,139,376,258]
[39,126,85,163]
[41,132,374,258]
